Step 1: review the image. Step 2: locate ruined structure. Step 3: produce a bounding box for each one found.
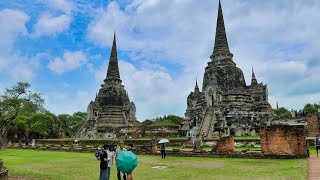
[74,34,136,138]
[260,125,307,156]
[184,1,273,137]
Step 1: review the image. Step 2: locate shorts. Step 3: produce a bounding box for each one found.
[316,146,320,150]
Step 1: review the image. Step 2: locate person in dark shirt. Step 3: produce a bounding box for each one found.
[160,143,166,159]
[126,144,134,180]
[99,144,110,180]
[316,135,320,157]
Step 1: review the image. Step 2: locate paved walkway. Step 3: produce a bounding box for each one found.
[308,155,320,180]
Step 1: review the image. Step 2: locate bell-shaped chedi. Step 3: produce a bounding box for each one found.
[74,33,136,138]
[184,0,273,138]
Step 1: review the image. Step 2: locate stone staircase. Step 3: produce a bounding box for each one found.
[200,107,215,137]
[98,106,125,126]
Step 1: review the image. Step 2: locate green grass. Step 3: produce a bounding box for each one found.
[0,149,307,180]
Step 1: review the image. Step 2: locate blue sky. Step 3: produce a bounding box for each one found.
[0,0,319,121]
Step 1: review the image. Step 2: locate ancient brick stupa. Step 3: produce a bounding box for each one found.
[74,34,136,138]
[184,0,274,137]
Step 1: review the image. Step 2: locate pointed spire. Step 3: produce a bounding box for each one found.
[105,32,121,82]
[276,101,279,109]
[211,0,233,60]
[194,79,200,93]
[251,67,258,85]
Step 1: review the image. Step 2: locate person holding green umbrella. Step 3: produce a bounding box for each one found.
[116,144,137,180]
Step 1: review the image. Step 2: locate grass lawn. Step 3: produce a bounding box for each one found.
[0,149,307,180]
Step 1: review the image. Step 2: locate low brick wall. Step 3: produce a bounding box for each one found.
[0,159,9,180]
[260,125,307,157]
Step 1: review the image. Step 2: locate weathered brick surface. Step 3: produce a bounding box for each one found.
[260,125,307,156]
[216,136,235,154]
[307,115,320,137]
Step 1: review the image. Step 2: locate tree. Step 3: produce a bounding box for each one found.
[0,82,44,148]
[273,107,291,119]
[303,103,319,114]
[57,112,86,137]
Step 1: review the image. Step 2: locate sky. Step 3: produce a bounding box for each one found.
[0,0,319,121]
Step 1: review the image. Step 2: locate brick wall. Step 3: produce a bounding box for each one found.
[260,125,307,156]
[307,115,320,137]
[216,136,234,154]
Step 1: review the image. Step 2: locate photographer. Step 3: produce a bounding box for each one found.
[98,144,110,180]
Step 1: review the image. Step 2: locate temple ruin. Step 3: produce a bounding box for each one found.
[74,34,137,138]
[184,1,274,137]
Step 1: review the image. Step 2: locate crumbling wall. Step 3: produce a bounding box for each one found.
[306,114,320,137]
[260,125,307,156]
[216,136,234,153]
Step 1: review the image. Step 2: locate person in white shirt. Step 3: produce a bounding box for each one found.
[106,145,116,180]
[115,141,126,180]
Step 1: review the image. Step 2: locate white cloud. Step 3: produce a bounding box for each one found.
[48,0,74,15]
[44,90,92,115]
[34,13,71,37]
[48,51,87,74]
[0,9,29,50]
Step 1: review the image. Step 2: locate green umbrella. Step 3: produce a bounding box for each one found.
[116,151,138,173]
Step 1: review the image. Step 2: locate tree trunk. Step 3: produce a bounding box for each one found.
[0,128,8,150]
[0,135,3,150]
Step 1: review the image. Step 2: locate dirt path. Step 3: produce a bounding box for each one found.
[8,174,47,180]
[308,155,320,180]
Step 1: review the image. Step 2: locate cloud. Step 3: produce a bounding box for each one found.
[0,9,29,50]
[48,51,87,74]
[47,0,74,15]
[33,13,71,37]
[44,89,92,115]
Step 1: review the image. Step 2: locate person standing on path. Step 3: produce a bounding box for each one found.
[125,132,128,141]
[115,141,126,180]
[160,143,166,159]
[316,135,320,157]
[106,145,116,180]
[99,144,110,180]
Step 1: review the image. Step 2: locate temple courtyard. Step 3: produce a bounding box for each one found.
[1,149,307,180]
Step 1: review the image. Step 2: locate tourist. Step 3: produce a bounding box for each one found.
[115,141,126,180]
[25,138,29,146]
[99,144,110,180]
[160,143,166,159]
[126,144,134,180]
[107,145,116,180]
[95,147,102,160]
[125,132,128,141]
[31,139,35,147]
[316,135,320,157]
[191,133,195,144]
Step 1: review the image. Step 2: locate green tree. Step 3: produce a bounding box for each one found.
[29,113,55,137]
[273,107,291,119]
[57,112,86,137]
[303,103,319,113]
[0,82,44,148]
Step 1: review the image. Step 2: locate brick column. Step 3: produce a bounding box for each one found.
[216,136,235,154]
[150,139,158,154]
[0,159,9,180]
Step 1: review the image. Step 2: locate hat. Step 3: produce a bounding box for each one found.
[119,141,124,144]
